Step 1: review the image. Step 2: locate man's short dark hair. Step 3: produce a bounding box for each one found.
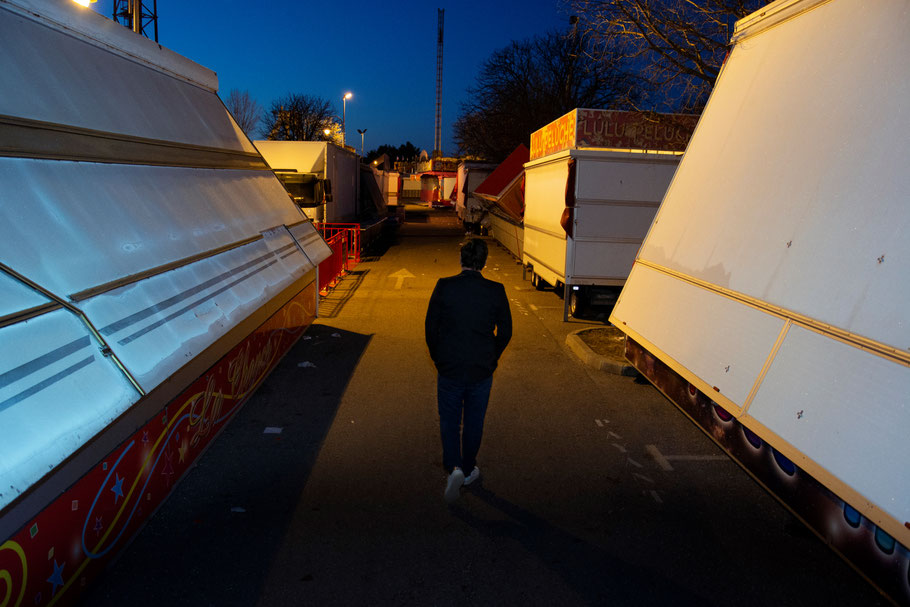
[461,238,488,270]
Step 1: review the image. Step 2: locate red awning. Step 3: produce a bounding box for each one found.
[474,145,528,199]
[473,144,529,223]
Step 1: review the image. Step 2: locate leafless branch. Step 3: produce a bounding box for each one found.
[567,0,765,112]
[224,89,262,137]
[454,29,634,161]
[264,94,335,142]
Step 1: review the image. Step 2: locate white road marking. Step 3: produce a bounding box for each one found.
[594,419,603,427]
[667,455,728,462]
[632,472,654,484]
[646,444,729,471]
[650,490,663,504]
[608,431,622,439]
[627,457,643,469]
[646,444,673,471]
[612,443,627,453]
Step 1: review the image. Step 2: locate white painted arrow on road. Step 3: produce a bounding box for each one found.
[389,269,415,290]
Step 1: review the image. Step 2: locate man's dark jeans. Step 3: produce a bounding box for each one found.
[437,374,493,474]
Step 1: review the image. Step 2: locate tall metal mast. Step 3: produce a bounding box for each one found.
[434,8,444,159]
[113,0,159,42]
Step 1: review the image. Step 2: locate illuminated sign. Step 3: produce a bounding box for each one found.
[530,109,697,160]
[529,110,577,160]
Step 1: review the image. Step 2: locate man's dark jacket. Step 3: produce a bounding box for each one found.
[425,269,512,382]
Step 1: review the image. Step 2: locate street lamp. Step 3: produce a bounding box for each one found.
[357,128,367,156]
[324,128,331,142]
[342,92,353,146]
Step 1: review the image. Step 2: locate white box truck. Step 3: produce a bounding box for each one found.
[610,0,910,602]
[522,109,694,317]
[254,140,360,222]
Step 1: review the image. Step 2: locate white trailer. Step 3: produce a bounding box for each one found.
[610,0,909,602]
[374,167,400,207]
[522,109,693,317]
[455,160,495,232]
[254,140,360,223]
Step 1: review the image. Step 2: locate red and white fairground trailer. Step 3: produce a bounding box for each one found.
[610,0,910,603]
[0,1,331,605]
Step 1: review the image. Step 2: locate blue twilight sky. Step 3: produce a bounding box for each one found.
[85,0,574,155]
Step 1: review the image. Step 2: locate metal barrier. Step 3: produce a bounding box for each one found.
[317,223,360,265]
[315,223,361,293]
[317,231,345,293]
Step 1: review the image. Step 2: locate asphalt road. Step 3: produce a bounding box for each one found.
[80,211,889,606]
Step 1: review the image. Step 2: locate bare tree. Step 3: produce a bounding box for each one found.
[224,89,262,137]
[567,0,765,112]
[454,30,633,162]
[264,94,335,142]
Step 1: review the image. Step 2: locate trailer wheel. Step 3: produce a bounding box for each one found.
[531,272,546,291]
[569,289,586,317]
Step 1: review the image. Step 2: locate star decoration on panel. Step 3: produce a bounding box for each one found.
[110,474,124,503]
[47,559,65,596]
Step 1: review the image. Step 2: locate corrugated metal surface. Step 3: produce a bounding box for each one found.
[78,229,313,391]
[0,271,51,317]
[0,159,303,296]
[0,0,329,514]
[0,1,246,150]
[0,309,139,508]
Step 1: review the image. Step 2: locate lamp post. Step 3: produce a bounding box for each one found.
[342,92,353,146]
[323,128,331,142]
[357,128,367,156]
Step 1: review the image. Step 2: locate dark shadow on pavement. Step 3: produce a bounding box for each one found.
[79,324,372,607]
[451,483,709,607]
[318,269,370,318]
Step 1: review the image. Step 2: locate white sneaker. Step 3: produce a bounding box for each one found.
[444,467,464,503]
[463,466,481,486]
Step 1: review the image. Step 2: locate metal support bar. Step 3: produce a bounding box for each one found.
[0,263,146,396]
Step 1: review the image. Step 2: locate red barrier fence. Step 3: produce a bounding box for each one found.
[315,223,361,293]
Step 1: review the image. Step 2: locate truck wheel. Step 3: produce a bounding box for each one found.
[569,290,586,317]
[531,272,546,291]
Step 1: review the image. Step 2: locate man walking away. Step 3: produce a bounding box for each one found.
[425,239,512,503]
